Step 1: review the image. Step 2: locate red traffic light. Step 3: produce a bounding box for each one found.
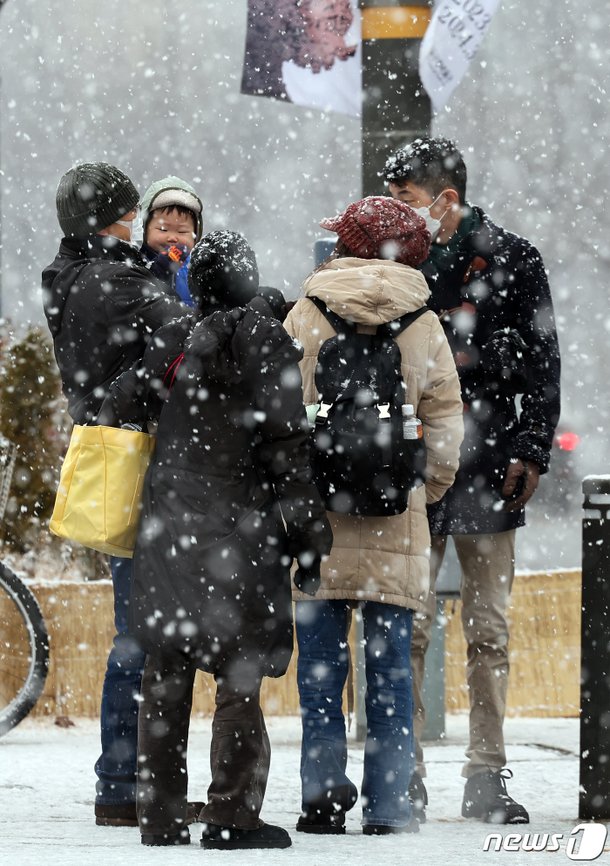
[555,431,581,452]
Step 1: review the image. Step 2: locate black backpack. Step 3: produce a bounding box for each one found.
[309,296,427,517]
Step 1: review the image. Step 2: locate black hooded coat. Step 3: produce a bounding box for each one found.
[105,300,332,678]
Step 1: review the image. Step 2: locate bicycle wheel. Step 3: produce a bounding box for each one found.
[0,561,50,736]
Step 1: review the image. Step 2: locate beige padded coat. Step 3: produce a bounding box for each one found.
[284,257,464,612]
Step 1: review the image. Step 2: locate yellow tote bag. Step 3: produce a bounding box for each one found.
[50,425,156,558]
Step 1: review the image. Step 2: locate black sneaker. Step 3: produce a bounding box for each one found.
[462,769,529,824]
[363,817,420,835]
[200,821,292,850]
[141,827,191,846]
[408,772,428,824]
[296,782,358,835]
[296,810,346,835]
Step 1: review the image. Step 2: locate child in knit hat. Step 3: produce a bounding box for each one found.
[140,176,204,306]
[188,229,291,321]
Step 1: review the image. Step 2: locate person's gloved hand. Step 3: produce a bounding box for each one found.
[502,458,539,512]
[150,243,189,278]
[293,550,321,597]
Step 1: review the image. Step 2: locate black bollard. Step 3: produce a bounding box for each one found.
[579,476,610,820]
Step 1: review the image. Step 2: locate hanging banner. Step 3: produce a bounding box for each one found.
[241,0,362,117]
[419,0,502,113]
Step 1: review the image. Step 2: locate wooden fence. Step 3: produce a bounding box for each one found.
[4,569,580,720]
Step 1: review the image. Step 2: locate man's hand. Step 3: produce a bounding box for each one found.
[502,458,539,512]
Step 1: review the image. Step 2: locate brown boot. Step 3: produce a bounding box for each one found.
[95,803,137,827]
[95,800,205,827]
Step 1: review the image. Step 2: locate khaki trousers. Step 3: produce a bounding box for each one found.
[411,530,516,779]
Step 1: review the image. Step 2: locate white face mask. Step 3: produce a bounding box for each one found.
[129,213,144,247]
[116,211,143,246]
[413,194,446,241]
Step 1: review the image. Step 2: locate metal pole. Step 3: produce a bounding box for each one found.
[360,0,432,197]
[579,476,610,820]
[354,1,433,742]
[420,540,461,741]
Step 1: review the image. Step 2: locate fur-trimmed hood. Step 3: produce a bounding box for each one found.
[302,257,430,325]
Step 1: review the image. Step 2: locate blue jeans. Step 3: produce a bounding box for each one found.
[94,556,146,805]
[296,600,414,828]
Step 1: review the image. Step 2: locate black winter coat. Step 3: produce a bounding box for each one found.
[41,235,184,423]
[424,208,561,535]
[106,302,332,677]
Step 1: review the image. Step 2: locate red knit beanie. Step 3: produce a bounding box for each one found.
[320,196,430,267]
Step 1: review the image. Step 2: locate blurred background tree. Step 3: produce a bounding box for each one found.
[0,323,67,550]
[0,323,111,578]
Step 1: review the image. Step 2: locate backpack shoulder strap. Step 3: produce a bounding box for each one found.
[310,296,428,339]
[382,306,429,339]
[309,296,355,334]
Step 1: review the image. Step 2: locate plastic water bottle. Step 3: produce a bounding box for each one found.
[306,404,320,427]
[402,404,423,440]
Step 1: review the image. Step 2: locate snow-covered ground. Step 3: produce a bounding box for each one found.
[2,713,608,865]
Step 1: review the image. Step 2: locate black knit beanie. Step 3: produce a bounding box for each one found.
[188,231,259,313]
[56,162,140,238]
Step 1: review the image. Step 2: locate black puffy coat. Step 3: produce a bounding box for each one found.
[41,235,184,423]
[424,208,561,535]
[108,302,332,677]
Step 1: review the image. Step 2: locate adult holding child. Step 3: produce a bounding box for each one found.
[41,162,187,827]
